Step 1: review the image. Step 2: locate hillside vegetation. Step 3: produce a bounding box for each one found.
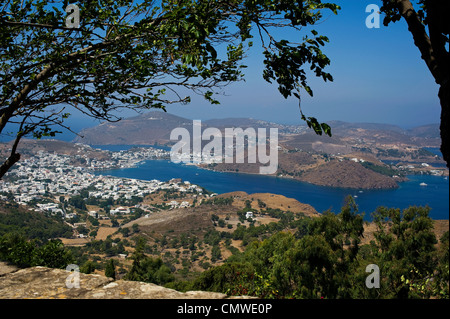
[0,194,448,299]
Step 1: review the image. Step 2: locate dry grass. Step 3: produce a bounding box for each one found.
[95,227,119,240]
[215,191,319,217]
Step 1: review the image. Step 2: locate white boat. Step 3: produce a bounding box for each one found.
[420,182,427,187]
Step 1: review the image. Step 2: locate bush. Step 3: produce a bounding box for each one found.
[194,199,446,299]
[0,207,73,240]
[0,233,73,269]
[125,238,174,285]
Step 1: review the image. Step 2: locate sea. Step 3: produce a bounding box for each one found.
[93,145,449,221]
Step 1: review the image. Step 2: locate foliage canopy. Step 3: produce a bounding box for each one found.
[194,198,448,299]
[0,0,339,177]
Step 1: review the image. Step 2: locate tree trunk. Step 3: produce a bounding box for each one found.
[439,80,449,168]
[0,152,20,180]
[394,0,449,168]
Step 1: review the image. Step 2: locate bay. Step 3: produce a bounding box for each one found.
[95,155,449,221]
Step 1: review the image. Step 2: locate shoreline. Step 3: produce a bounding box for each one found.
[195,162,404,191]
[97,157,449,192]
[100,160,449,188]
[76,160,450,221]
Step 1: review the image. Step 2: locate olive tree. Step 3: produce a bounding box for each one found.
[0,0,338,178]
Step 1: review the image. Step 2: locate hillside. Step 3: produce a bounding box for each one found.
[298,159,399,189]
[118,191,319,272]
[213,191,319,217]
[0,138,110,162]
[325,120,441,146]
[407,123,441,139]
[0,188,319,282]
[74,112,194,145]
[203,153,401,189]
[1,218,447,299]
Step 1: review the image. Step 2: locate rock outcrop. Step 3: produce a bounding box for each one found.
[0,263,231,299]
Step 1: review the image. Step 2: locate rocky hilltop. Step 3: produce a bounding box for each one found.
[0,263,235,299]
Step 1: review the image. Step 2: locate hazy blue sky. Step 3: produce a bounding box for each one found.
[167,0,441,127]
[4,1,441,143]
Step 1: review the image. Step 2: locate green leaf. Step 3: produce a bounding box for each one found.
[321,123,332,137]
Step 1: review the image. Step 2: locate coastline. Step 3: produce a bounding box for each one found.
[94,159,449,221]
[196,162,403,190]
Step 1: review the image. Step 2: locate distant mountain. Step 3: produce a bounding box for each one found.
[74,111,193,145]
[322,121,441,147]
[326,120,440,140]
[327,120,406,134]
[203,117,279,129]
[0,138,110,162]
[73,110,441,147]
[73,112,293,145]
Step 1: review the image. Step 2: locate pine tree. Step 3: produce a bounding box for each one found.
[105,259,116,280]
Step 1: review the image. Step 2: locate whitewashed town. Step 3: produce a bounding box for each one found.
[0,145,206,219]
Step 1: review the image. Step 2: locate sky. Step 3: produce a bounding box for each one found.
[165,0,441,128]
[2,1,442,143]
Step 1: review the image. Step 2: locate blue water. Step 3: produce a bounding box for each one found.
[95,158,449,221]
[424,147,444,157]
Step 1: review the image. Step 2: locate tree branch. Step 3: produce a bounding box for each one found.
[0,19,81,31]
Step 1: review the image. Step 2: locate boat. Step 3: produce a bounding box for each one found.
[420,182,427,187]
